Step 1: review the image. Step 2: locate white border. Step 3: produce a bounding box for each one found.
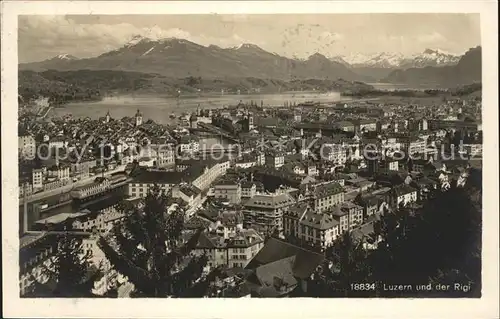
[1,2,498,318]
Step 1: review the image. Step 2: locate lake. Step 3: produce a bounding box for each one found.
[50,92,352,125]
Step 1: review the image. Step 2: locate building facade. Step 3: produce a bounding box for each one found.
[213,182,242,204]
[242,191,296,236]
[283,204,340,250]
[19,135,36,159]
[310,181,345,213]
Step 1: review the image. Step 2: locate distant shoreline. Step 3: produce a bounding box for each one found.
[102,90,332,99]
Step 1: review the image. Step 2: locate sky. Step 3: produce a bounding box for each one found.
[18,14,481,63]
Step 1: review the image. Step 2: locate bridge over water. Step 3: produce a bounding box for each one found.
[192,122,241,144]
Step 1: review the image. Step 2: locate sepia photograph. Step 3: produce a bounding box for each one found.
[2,1,498,318]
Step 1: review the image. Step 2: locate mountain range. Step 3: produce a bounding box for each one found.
[332,48,461,69]
[20,36,365,82]
[19,36,481,86]
[382,46,481,86]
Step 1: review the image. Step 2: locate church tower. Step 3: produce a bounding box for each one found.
[135,109,143,126]
[105,110,111,123]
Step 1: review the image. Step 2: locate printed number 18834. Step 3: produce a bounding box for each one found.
[350,283,376,291]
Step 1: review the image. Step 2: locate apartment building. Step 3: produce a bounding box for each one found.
[172,183,203,213]
[19,135,36,159]
[72,207,125,233]
[330,201,364,233]
[241,181,257,199]
[283,203,340,250]
[213,181,242,204]
[193,227,265,269]
[19,232,55,296]
[400,137,427,155]
[156,148,176,168]
[47,165,70,181]
[178,136,200,154]
[19,181,33,198]
[321,144,347,165]
[128,170,173,197]
[19,232,110,296]
[32,168,44,190]
[242,190,296,236]
[354,194,383,219]
[310,181,345,213]
[390,184,418,208]
[265,151,285,168]
[255,151,265,166]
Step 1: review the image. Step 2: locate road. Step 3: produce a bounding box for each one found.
[20,165,127,205]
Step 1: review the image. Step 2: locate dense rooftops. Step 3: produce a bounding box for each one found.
[300,210,339,230]
[312,181,344,198]
[194,228,264,249]
[391,184,417,197]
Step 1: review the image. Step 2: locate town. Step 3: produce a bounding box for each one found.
[18,93,483,297]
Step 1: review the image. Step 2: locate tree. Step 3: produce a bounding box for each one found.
[26,232,97,297]
[310,232,372,297]
[311,172,482,298]
[370,180,482,297]
[97,185,208,297]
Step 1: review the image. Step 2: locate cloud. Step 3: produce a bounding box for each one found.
[18,15,258,62]
[417,32,447,44]
[278,25,345,58]
[18,15,466,62]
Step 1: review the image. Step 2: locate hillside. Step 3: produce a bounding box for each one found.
[18,69,375,104]
[350,67,395,81]
[19,70,103,105]
[382,47,481,87]
[19,37,368,82]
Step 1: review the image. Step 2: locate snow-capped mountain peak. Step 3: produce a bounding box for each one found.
[54,54,78,61]
[401,48,460,68]
[333,52,405,68]
[160,37,191,44]
[233,43,264,51]
[366,52,405,68]
[125,35,151,47]
[328,55,349,66]
[331,49,461,69]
